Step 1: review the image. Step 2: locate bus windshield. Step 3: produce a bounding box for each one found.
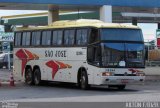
[100,28,143,42]
[101,43,145,68]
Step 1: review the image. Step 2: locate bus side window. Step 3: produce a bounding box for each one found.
[57,31,63,45]
[64,30,69,45]
[32,31,41,46]
[69,30,75,45]
[15,32,22,46]
[87,45,101,66]
[76,29,88,45]
[64,30,75,45]
[42,31,51,45]
[52,30,63,45]
[26,32,31,46]
[89,29,99,44]
[87,47,94,62]
[22,32,26,46]
[22,32,31,46]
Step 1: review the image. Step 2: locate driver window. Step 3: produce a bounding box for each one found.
[87,45,101,66]
[89,29,99,44]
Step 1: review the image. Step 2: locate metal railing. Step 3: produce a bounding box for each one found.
[145,44,160,67]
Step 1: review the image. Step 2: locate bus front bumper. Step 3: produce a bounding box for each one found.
[97,76,145,85]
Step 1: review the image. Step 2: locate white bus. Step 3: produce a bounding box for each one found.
[13,19,145,90]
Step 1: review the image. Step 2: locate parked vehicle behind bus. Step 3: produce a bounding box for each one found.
[13,19,145,90]
[0,53,13,69]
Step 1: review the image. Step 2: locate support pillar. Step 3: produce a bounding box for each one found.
[158,23,160,29]
[48,10,59,25]
[132,17,137,26]
[100,5,112,23]
[157,23,160,48]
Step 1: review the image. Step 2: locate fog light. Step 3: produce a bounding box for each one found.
[136,73,145,76]
[106,79,109,81]
[102,72,112,76]
[140,79,143,81]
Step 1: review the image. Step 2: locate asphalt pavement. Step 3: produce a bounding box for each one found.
[0,69,160,108]
[0,69,12,82]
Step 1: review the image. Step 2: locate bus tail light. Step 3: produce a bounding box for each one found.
[136,72,145,76]
[102,72,112,76]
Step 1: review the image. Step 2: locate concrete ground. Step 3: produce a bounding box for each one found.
[0,68,160,108]
[0,81,159,102]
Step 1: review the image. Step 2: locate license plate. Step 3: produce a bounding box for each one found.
[121,79,129,83]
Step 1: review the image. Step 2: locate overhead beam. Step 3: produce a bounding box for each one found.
[158,23,160,29]
[1,0,160,8]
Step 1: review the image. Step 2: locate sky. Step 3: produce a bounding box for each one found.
[0,10,158,41]
[138,23,157,41]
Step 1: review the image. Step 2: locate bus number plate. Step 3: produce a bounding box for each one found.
[121,79,129,83]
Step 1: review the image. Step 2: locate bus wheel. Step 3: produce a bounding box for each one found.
[80,71,89,90]
[34,68,41,85]
[25,68,34,85]
[0,65,3,68]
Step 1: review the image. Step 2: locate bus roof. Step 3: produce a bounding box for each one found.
[15,19,140,31]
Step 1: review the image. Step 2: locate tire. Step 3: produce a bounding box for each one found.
[25,68,34,85]
[34,68,41,85]
[0,64,3,68]
[79,71,89,90]
[108,85,126,90]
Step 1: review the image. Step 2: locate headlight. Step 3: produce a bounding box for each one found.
[102,72,113,76]
[136,72,145,76]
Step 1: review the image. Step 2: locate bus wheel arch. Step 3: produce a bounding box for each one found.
[33,65,41,85]
[77,67,89,90]
[25,65,34,85]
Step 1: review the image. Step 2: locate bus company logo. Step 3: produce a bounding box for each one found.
[15,49,39,76]
[46,60,72,79]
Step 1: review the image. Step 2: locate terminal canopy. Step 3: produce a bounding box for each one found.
[0,0,160,24]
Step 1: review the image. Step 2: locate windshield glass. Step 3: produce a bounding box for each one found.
[125,43,144,67]
[101,29,143,42]
[101,43,145,68]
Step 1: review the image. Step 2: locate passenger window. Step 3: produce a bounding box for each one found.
[15,32,22,46]
[52,30,63,45]
[76,29,88,45]
[22,32,26,46]
[64,30,75,45]
[26,32,31,45]
[22,32,31,46]
[42,31,51,45]
[32,31,41,46]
